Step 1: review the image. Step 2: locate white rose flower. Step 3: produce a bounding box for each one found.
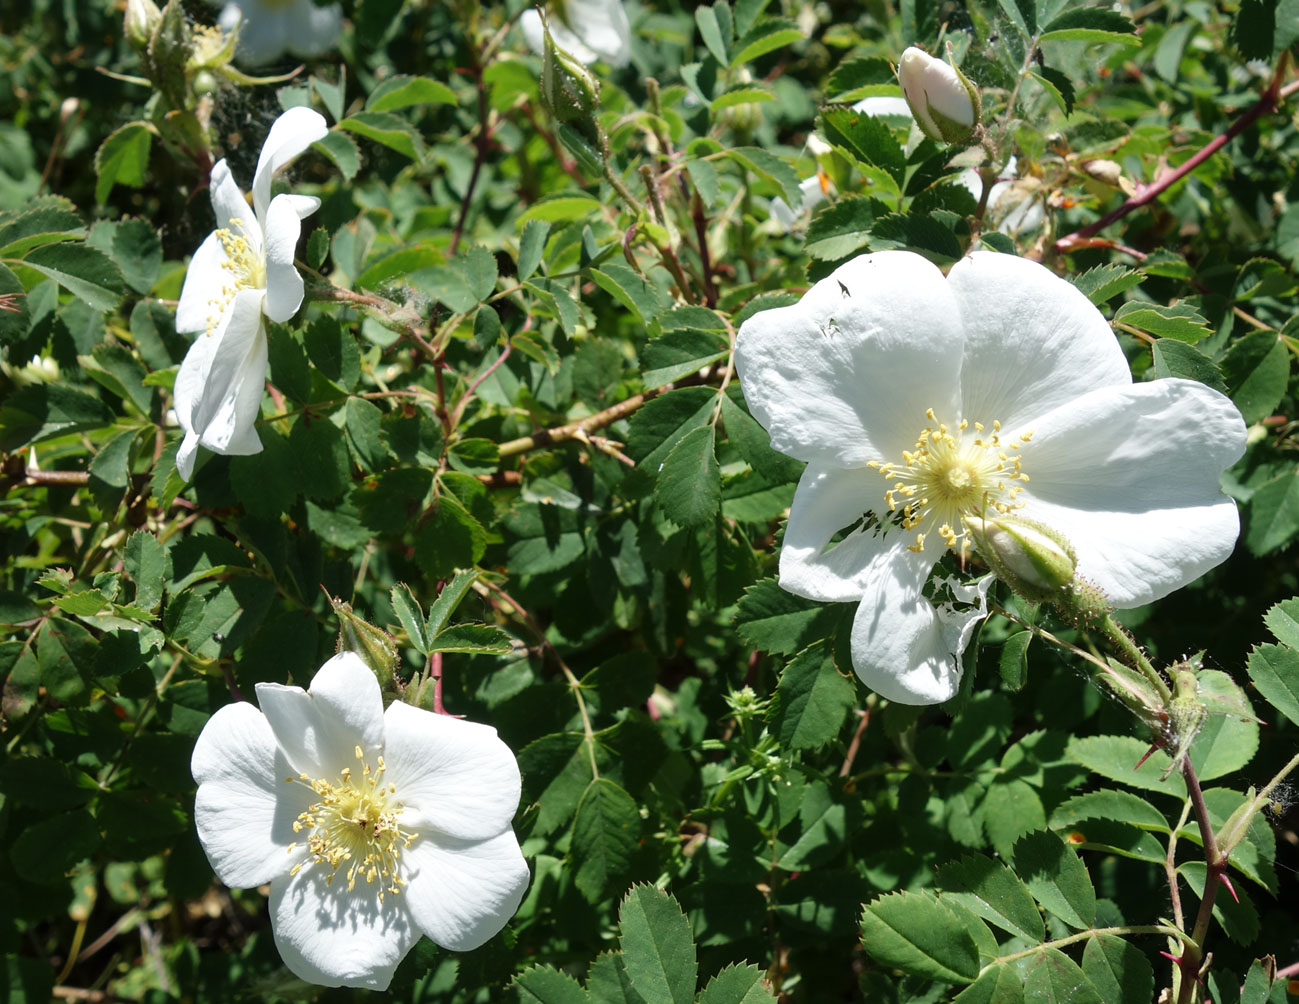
[173,107,328,481]
[521,0,632,68]
[734,250,1246,705]
[191,652,530,990]
[215,0,343,66]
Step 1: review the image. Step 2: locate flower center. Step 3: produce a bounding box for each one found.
[868,408,1033,554]
[205,219,265,334]
[285,745,417,901]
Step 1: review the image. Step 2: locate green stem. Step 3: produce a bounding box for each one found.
[988,925,1186,970]
[1097,612,1171,704]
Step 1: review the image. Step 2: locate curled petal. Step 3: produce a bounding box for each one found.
[174,288,267,479]
[734,251,963,467]
[403,830,530,952]
[949,251,1131,431]
[779,463,894,603]
[849,543,991,705]
[252,107,329,224]
[262,193,320,323]
[208,158,262,254]
[269,866,419,990]
[382,702,522,841]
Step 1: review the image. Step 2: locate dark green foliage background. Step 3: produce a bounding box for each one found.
[1,0,1298,1001]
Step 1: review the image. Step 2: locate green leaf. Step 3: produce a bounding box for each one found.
[22,242,124,311]
[710,85,774,111]
[366,74,457,112]
[1067,734,1185,797]
[448,437,501,475]
[513,965,590,1004]
[391,583,429,653]
[573,338,624,405]
[572,777,640,902]
[859,891,981,984]
[1012,830,1096,930]
[734,578,839,657]
[591,263,664,330]
[110,218,162,294]
[315,130,361,181]
[1190,686,1258,782]
[426,623,513,655]
[1040,6,1138,43]
[1082,933,1154,1004]
[982,778,1046,859]
[726,147,803,207]
[626,387,716,472]
[1051,789,1169,833]
[697,963,776,1004]
[518,219,550,280]
[952,964,1024,1004]
[1221,330,1289,425]
[0,205,84,258]
[504,503,585,574]
[1029,65,1077,114]
[0,383,114,451]
[1115,301,1212,344]
[124,530,167,611]
[417,494,488,580]
[1240,958,1275,1004]
[1150,338,1227,392]
[768,642,855,750]
[1023,949,1105,1004]
[94,122,154,203]
[520,193,604,224]
[730,18,803,66]
[804,195,887,260]
[998,630,1030,690]
[338,111,425,159]
[642,329,729,389]
[868,212,962,263]
[696,3,731,64]
[1264,596,1299,649]
[718,393,802,483]
[936,854,1045,944]
[819,106,905,182]
[618,884,697,1004]
[1179,861,1260,943]
[655,423,720,528]
[464,244,497,301]
[9,809,101,884]
[1245,470,1299,555]
[687,158,720,208]
[0,262,28,347]
[1070,264,1145,304]
[427,569,480,638]
[1247,643,1299,728]
[777,781,856,870]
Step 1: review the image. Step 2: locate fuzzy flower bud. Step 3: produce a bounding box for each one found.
[965,514,1076,603]
[125,0,162,51]
[539,11,602,126]
[330,596,401,694]
[898,44,981,145]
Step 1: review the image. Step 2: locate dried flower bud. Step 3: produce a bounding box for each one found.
[898,44,981,146]
[965,514,1076,602]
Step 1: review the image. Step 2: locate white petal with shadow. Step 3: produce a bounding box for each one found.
[261,193,319,323]
[734,251,964,468]
[252,107,328,223]
[382,701,521,841]
[191,702,308,888]
[402,830,530,952]
[269,865,419,990]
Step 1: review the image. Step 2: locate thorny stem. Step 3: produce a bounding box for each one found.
[1096,612,1172,705]
[1175,758,1222,1004]
[1166,796,1194,931]
[481,579,598,778]
[1055,54,1297,255]
[498,388,665,457]
[838,709,870,778]
[427,651,446,715]
[987,925,1187,971]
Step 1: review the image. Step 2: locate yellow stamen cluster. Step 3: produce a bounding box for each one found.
[205,219,265,334]
[867,408,1033,554]
[285,745,417,902]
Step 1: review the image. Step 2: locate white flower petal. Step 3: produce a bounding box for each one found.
[403,830,530,952]
[255,652,386,779]
[269,867,419,990]
[734,251,964,467]
[286,0,342,59]
[233,3,293,66]
[208,158,262,255]
[261,193,319,322]
[949,251,1131,430]
[1016,379,1245,606]
[174,231,230,335]
[851,95,911,117]
[849,544,991,705]
[190,702,307,888]
[183,287,268,460]
[252,107,329,224]
[564,0,632,67]
[382,702,521,841]
[779,463,895,603]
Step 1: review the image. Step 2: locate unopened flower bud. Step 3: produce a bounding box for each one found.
[898,44,981,146]
[330,595,400,694]
[965,514,1076,602]
[125,0,162,50]
[539,11,602,126]
[1161,667,1208,779]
